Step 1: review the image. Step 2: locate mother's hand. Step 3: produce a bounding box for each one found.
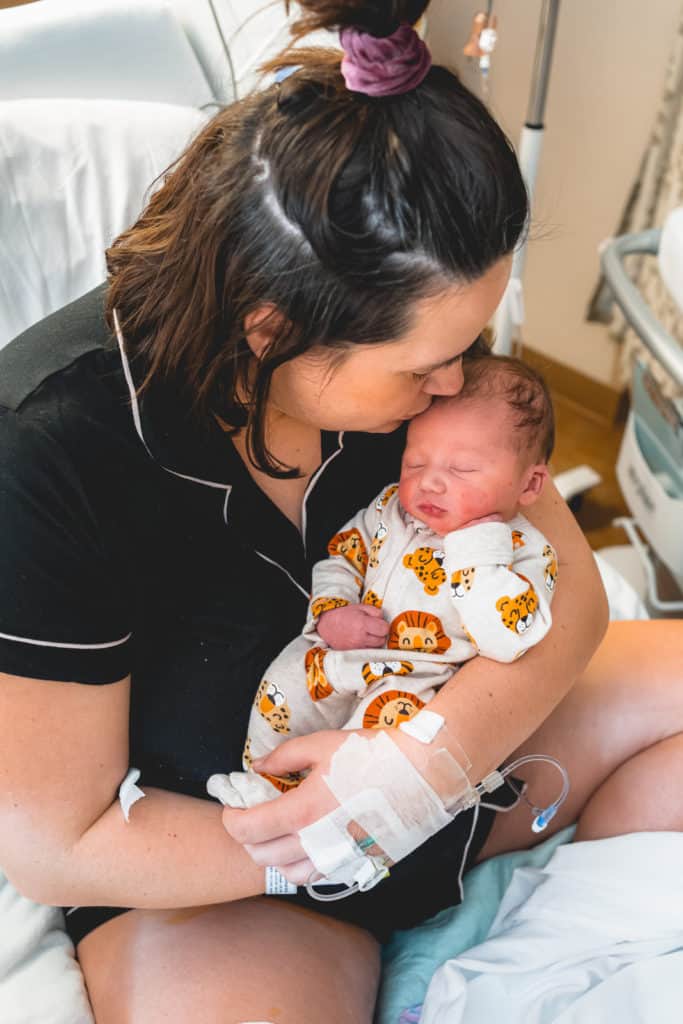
[221,727,430,885]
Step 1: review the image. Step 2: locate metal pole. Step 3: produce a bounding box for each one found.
[493,0,561,355]
[526,0,561,128]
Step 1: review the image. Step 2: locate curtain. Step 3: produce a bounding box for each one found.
[587,8,683,398]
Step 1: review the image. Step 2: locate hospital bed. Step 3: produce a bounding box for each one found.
[0,2,676,1022]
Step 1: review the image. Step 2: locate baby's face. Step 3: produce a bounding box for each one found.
[398,398,545,534]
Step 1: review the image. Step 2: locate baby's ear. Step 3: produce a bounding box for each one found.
[518,464,549,507]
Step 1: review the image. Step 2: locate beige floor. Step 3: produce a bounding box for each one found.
[550,392,629,551]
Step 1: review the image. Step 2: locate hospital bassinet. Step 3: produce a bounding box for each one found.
[600,210,683,615]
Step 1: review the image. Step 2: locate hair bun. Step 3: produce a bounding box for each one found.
[276,72,327,115]
[291,1,430,39]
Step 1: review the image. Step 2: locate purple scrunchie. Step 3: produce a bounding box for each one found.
[339,23,432,97]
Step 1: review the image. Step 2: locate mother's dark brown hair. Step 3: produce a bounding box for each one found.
[106,0,527,476]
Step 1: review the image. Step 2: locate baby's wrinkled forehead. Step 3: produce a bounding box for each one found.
[405,394,531,461]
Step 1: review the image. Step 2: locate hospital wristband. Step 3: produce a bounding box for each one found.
[265,866,297,895]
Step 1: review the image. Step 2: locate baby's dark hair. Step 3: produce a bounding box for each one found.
[453,354,555,463]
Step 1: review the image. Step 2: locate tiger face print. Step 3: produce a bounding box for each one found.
[362,589,382,608]
[388,611,452,654]
[255,678,291,733]
[328,528,368,576]
[368,521,388,569]
[375,484,398,511]
[361,659,414,687]
[496,584,539,635]
[362,689,425,729]
[310,596,349,619]
[305,646,334,701]
[543,544,558,592]
[512,530,526,549]
[450,567,476,598]
[403,547,446,595]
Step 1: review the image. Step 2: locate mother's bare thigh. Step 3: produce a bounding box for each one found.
[477,620,683,861]
[78,897,380,1024]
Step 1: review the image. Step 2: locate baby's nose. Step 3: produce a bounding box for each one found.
[420,467,446,492]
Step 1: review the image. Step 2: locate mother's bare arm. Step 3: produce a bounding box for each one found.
[0,672,263,908]
[427,481,608,779]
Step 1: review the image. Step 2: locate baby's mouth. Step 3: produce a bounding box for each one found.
[417,502,445,517]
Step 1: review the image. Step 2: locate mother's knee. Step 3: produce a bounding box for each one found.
[78,900,380,1024]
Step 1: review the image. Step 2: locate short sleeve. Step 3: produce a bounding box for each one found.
[0,405,131,683]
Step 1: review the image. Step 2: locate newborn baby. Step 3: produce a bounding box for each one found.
[220,354,559,804]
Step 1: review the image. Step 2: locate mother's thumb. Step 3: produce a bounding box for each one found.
[252,733,324,777]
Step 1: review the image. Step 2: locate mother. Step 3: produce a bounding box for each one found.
[1,2,681,1022]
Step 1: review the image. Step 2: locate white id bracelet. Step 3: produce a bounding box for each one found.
[265,866,297,895]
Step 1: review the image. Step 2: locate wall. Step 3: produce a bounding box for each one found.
[428,0,681,387]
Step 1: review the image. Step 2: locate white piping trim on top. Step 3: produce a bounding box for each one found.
[0,629,132,651]
[254,550,310,600]
[114,311,320,604]
[112,310,231,492]
[300,432,345,554]
[222,485,233,525]
[221,466,308,600]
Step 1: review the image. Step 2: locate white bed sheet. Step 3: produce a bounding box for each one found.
[420,832,683,1023]
[0,98,208,349]
[0,873,91,1024]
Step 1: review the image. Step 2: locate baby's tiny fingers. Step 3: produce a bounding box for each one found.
[361,605,385,618]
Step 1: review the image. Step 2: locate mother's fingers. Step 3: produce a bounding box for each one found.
[275,858,318,886]
[222,779,338,845]
[245,832,306,867]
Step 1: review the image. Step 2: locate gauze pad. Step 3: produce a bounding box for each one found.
[298,731,476,882]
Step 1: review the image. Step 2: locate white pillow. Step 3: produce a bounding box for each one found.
[0,99,209,348]
[0,0,213,107]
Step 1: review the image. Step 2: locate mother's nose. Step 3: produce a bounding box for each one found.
[422,360,464,397]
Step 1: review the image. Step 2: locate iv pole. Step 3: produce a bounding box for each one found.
[492,0,562,355]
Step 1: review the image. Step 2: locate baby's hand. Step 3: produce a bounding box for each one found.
[317,604,389,650]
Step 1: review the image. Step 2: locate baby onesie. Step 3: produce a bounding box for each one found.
[224,484,558,803]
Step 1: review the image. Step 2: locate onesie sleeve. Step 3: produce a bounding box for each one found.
[0,406,132,683]
[305,483,397,631]
[443,520,554,663]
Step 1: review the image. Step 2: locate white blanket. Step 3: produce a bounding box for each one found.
[420,832,683,1023]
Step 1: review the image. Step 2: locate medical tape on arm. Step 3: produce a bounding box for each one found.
[298,718,479,881]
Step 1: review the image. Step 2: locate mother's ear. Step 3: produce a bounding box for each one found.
[243,305,288,359]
